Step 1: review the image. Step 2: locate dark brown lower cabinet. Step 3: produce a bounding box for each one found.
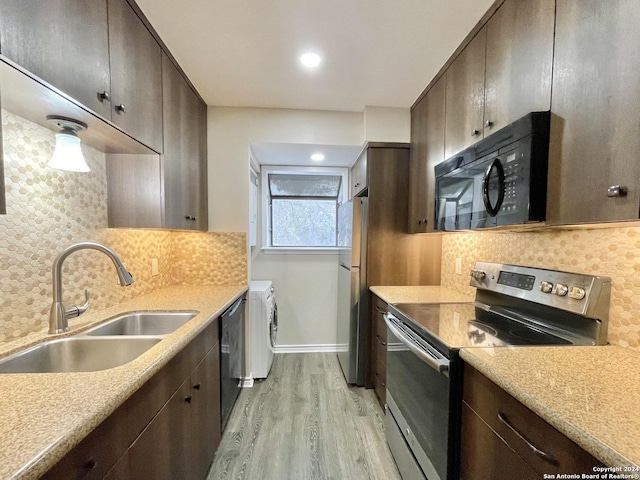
[44,317,222,480]
[460,364,604,479]
[370,294,388,408]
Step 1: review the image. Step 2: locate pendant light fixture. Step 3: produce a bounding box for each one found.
[46,115,90,172]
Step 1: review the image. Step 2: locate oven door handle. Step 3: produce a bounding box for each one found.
[384,313,450,376]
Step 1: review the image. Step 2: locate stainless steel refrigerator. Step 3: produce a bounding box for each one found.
[337,197,368,385]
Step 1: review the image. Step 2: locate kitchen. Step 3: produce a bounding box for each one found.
[0,0,639,479]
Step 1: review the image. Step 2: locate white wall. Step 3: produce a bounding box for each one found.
[208,107,364,232]
[207,107,364,371]
[363,106,411,142]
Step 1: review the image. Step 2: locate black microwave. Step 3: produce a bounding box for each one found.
[434,111,550,231]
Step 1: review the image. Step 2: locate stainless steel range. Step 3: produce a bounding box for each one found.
[384,262,611,480]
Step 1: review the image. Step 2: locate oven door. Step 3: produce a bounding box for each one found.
[384,313,453,480]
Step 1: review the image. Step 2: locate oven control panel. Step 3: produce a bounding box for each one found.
[469,262,611,319]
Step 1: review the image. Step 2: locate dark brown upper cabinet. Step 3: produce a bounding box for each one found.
[409,75,445,233]
[444,28,486,160]
[108,0,163,154]
[483,0,554,133]
[162,52,208,231]
[547,0,640,224]
[0,0,112,119]
[351,150,368,197]
[0,0,163,153]
[444,0,554,159]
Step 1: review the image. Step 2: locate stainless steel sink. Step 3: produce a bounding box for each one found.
[0,337,162,374]
[83,311,198,336]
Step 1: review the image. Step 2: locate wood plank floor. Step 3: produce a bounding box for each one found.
[207,353,401,480]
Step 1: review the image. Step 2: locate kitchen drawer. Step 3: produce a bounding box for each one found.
[373,301,388,338]
[463,365,604,476]
[460,402,538,480]
[373,353,387,405]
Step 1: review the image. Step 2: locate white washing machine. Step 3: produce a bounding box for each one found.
[249,281,277,379]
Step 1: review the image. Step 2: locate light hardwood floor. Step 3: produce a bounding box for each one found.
[207,353,401,480]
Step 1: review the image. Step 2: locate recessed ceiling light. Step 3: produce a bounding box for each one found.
[311,153,325,161]
[300,52,321,68]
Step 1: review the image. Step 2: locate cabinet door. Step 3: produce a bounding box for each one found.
[108,0,163,153]
[162,53,208,231]
[547,0,640,224]
[351,150,367,197]
[483,0,554,134]
[190,343,221,479]
[0,0,112,118]
[162,52,194,230]
[189,87,208,231]
[444,28,486,159]
[408,75,445,233]
[127,380,193,480]
[409,95,428,233]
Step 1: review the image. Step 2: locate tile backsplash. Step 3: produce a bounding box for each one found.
[441,228,640,350]
[0,110,246,343]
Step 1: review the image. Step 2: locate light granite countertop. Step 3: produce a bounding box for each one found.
[0,284,247,480]
[460,345,640,469]
[369,285,473,305]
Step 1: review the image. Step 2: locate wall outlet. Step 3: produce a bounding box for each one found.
[455,257,462,275]
[151,258,159,276]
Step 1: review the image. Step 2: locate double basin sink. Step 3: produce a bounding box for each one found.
[0,311,198,374]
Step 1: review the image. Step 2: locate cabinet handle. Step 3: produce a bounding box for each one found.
[422,218,427,224]
[375,373,386,387]
[417,219,422,225]
[185,215,194,221]
[83,459,97,471]
[191,216,197,221]
[375,306,387,314]
[355,182,360,188]
[497,412,559,466]
[115,104,127,114]
[193,383,201,390]
[471,128,480,136]
[98,91,110,102]
[184,395,192,404]
[376,334,387,346]
[485,120,494,128]
[607,185,627,197]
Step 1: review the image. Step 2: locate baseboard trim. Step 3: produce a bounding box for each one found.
[274,344,342,354]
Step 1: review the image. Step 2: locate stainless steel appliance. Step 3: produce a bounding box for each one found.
[384,262,611,480]
[220,295,246,431]
[434,111,550,231]
[337,197,368,385]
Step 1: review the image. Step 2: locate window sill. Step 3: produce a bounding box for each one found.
[261,247,341,255]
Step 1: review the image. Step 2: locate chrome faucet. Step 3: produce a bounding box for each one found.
[49,241,134,334]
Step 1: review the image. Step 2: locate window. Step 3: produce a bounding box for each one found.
[261,166,348,251]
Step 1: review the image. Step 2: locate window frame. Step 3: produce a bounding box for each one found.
[261,165,349,254]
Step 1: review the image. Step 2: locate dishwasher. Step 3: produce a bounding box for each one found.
[220,295,246,431]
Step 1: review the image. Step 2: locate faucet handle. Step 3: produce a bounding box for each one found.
[77,289,90,315]
[64,289,90,319]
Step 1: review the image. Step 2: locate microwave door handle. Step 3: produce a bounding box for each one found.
[481,158,505,217]
[384,313,450,377]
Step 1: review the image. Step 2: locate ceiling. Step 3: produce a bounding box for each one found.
[251,142,363,167]
[135,0,494,112]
